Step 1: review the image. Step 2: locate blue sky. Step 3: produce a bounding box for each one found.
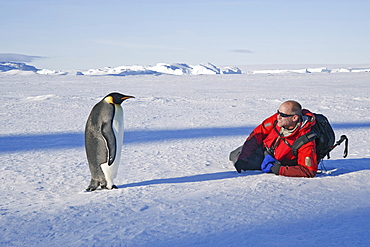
[1,0,369,70]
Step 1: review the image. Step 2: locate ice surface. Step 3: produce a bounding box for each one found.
[1,71,370,246]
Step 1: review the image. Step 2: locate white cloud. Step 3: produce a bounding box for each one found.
[0,53,44,62]
[230,49,253,54]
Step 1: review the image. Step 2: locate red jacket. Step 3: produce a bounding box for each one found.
[238,109,317,178]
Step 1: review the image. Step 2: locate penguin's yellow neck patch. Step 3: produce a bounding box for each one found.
[104,96,114,104]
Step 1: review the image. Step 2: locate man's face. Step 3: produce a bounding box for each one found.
[277,103,298,129]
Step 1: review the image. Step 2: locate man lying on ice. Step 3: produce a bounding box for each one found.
[230,100,317,178]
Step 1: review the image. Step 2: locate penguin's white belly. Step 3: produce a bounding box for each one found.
[101,105,124,189]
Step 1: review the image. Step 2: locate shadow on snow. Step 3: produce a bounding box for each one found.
[117,158,370,189]
[118,171,250,189]
[0,121,369,153]
[0,126,253,153]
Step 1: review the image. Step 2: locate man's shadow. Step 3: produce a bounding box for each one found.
[117,171,251,189]
[317,158,369,176]
[117,158,369,189]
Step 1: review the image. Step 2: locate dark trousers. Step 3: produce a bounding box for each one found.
[229,144,265,170]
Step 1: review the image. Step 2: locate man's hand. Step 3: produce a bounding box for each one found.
[261,154,280,173]
[234,159,248,173]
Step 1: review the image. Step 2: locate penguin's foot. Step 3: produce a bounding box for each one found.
[86,185,96,192]
[86,180,99,191]
[101,185,118,190]
[100,181,108,189]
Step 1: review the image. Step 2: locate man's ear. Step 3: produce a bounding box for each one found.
[293,115,300,122]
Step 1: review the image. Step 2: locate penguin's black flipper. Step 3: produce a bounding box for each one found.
[102,122,116,166]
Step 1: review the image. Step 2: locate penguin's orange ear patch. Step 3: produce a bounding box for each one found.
[104,96,114,104]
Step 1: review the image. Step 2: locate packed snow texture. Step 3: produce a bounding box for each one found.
[1,70,370,246]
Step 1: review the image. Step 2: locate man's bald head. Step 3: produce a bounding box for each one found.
[281,100,302,115]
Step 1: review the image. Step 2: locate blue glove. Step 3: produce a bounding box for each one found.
[261,154,278,173]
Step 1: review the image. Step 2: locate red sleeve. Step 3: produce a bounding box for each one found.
[238,114,276,160]
[272,164,317,178]
[271,141,317,178]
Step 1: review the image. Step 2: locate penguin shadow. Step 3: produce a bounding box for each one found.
[117,171,252,189]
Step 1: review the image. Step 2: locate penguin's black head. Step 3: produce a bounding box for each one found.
[105,92,135,105]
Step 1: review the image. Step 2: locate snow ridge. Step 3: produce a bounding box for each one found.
[1,62,369,76]
[79,62,242,76]
[250,67,370,74]
[0,62,38,72]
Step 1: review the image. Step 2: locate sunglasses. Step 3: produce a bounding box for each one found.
[277,110,296,118]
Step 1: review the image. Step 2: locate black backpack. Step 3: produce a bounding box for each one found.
[291,113,348,162]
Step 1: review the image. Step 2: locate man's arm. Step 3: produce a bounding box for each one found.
[271,163,316,178]
[271,141,317,178]
[238,114,277,160]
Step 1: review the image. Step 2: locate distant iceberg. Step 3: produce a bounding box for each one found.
[37,69,68,75]
[1,61,369,76]
[79,62,243,76]
[0,62,38,72]
[0,62,66,75]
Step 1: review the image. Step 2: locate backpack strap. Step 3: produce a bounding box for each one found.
[273,120,317,157]
[331,135,349,158]
[291,131,318,156]
[272,120,295,152]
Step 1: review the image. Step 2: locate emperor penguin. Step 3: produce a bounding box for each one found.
[85,92,134,191]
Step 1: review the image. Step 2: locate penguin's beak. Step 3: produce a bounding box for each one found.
[122,95,135,100]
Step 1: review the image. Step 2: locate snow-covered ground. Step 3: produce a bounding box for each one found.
[1,70,370,246]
